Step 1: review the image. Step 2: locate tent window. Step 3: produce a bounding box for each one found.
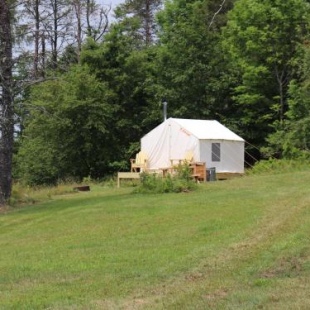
[212,143,221,162]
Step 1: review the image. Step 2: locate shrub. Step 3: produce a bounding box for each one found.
[134,164,197,194]
[247,158,310,175]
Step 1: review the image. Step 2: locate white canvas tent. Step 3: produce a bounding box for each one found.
[141,118,245,174]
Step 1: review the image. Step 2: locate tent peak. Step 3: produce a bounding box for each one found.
[165,118,244,142]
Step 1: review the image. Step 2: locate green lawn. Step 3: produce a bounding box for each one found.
[1,170,310,309]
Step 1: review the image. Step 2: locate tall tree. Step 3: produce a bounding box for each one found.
[222,0,310,147]
[42,0,71,69]
[115,0,162,45]
[0,0,14,203]
[81,24,161,160]
[22,0,44,78]
[264,45,310,158]
[16,65,118,185]
[71,0,110,62]
[18,0,111,75]
[155,0,236,120]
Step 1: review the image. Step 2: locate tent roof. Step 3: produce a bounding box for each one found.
[168,118,244,141]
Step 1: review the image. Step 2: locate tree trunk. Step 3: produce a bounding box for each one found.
[73,0,82,63]
[0,0,14,204]
[51,0,58,69]
[144,0,152,45]
[34,0,40,77]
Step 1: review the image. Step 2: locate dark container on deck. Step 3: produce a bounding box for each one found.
[207,167,216,182]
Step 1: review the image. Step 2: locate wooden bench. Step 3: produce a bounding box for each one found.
[117,172,140,187]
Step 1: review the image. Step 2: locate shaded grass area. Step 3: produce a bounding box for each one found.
[0,170,310,309]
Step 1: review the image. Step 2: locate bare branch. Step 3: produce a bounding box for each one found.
[209,0,227,29]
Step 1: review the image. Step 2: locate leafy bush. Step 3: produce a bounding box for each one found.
[134,164,197,194]
[247,158,310,175]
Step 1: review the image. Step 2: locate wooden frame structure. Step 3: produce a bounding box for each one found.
[189,162,206,182]
[117,152,209,187]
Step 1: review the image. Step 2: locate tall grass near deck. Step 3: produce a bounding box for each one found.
[0,169,310,309]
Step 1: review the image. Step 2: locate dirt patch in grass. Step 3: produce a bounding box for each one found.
[261,256,306,279]
[203,288,229,300]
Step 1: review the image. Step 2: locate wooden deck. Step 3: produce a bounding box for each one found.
[117,170,243,187]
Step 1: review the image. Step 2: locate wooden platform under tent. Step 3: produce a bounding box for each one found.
[118,152,216,187]
[117,166,242,187]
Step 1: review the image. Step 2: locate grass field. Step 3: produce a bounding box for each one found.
[0,169,310,309]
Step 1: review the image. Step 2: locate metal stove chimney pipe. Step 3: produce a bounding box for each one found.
[162,98,167,122]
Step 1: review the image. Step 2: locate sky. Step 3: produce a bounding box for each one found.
[108,0,124,9]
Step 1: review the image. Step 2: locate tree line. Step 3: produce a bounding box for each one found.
[1,0,309,203]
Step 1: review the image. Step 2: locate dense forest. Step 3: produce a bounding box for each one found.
[1,0,310,201]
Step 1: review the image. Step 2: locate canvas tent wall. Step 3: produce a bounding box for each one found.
[141,118,245,173]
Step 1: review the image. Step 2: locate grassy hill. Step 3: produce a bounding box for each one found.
[0,169,310,309]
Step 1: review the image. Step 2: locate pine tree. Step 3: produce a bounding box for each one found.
[115,0,162,45]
